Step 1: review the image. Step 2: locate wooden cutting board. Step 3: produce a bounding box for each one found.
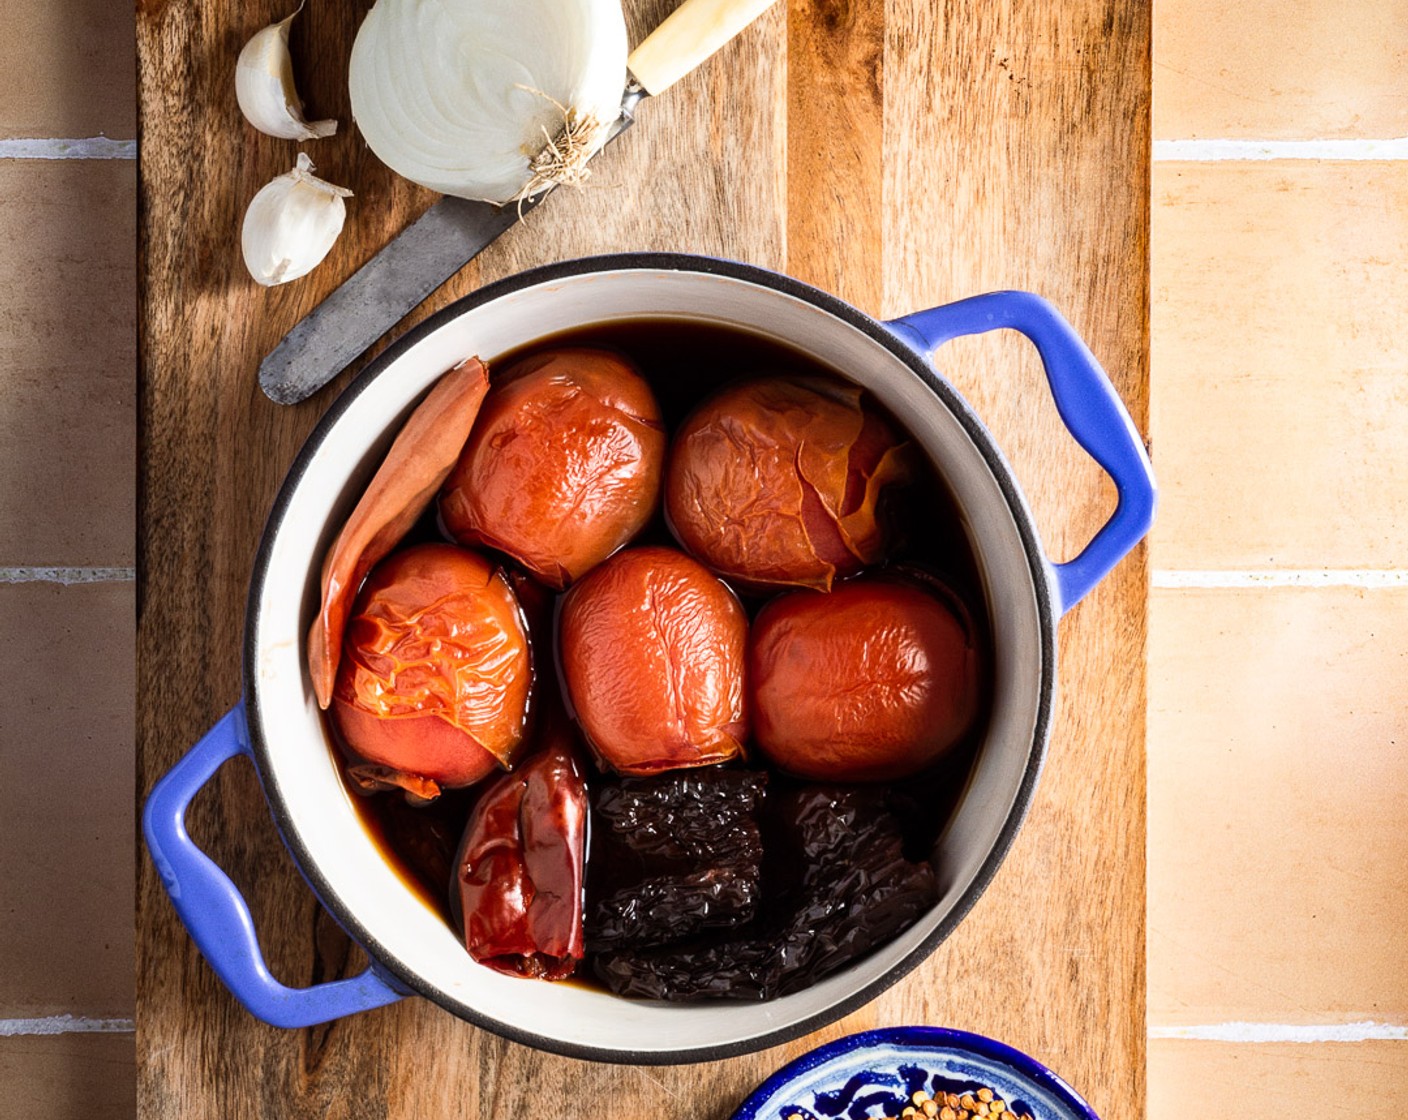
[136,0,1149,1115]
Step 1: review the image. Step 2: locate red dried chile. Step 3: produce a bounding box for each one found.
[332,543,532,797]
[558,546,748,775]
[665,376,914,592]
[456,732,588,979]
[439,348,666,590]
[750,575,981,781]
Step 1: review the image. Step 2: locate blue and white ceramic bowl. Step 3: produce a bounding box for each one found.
[733,1027,1101,1120]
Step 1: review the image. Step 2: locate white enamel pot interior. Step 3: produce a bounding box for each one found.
[245,253,1057,1063]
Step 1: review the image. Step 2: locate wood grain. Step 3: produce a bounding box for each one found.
[877,6,1150,1120]
[787,0,885,312]
[136,0,1148,1115]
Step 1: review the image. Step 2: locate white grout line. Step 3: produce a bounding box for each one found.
[0,567,136,585]
[1154,137,1408,162]
[1153,569,1408,589]
[0,1016,135,1037]
[1152,1021,1408,1043]
[0,136,137,160]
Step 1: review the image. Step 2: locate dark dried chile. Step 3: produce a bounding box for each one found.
[587,866,761,952]
[768,785,940,995]
[592,770,767,862]
[456,737,588,979]
[593,785,939,1000]
[586,771,766,952]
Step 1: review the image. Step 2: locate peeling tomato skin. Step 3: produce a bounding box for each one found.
[665,377,913,593]
[308,357,489,709]
[558,546,749,775]
[439,349,666,590]
[331,543,532,788]
[749,577,980,782]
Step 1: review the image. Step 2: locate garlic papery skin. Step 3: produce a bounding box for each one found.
[242,154,352,287]
[347,0,627,205]
[236,8,338,141]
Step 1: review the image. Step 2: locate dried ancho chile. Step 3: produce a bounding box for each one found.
[586,770,767,952]
[593,784,939,1000]
[455,736,588,980]
[764,786,940,992]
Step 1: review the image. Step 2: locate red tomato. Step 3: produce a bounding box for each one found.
[439,348,666,589]
[749,576,981,781]
[332,543,532,791]
[558,546,748,775]
[666,377,913,592]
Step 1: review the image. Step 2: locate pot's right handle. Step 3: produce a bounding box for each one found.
[142,705,409,1028]
[887,291,1155,614]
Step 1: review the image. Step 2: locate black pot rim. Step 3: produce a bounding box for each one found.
[243,251,1058,1066]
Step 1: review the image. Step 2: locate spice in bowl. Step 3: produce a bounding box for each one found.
[789,1085,1035,1120]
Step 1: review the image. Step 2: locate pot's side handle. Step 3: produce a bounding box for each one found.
[142,705,409,1028]
[887,291,1155,614]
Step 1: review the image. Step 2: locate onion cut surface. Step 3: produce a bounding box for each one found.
[348,0,628,204]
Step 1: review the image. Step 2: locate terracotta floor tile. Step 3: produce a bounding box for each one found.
[1,0,135,139]
[1148,587,1408,1024]
[1154,0,1408,140]
[0,159,135,565]
[0,1034,134,1120]
[1151,1039,1408,1119]
[0,582,133,1018]
[1151,162,1408,570]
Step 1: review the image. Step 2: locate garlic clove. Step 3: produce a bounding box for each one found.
[242,153,352,287]
[236,7,338,141]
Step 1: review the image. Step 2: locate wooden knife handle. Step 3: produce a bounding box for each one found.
[627,0,779,95]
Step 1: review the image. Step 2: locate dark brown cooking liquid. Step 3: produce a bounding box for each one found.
[333,317,994,984]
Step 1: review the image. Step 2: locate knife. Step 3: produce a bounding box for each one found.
[260,0,779,405]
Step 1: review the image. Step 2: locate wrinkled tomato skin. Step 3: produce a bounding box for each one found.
[558,546,748,775]
[665,377,912,593]
[331,543,532,788]
[439,348,666,590]
[749,576,980,781]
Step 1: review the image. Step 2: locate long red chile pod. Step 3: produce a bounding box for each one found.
[456,737,587,979]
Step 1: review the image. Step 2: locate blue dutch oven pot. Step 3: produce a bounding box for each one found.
[144,253,1154,1063]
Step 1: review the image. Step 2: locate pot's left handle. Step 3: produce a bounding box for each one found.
[142,705,409,1028]
[887,291,1155,614]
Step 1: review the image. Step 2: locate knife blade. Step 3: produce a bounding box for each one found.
[258,87,644,405]
[259,0,780,405]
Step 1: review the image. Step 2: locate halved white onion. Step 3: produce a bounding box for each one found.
[348,0,627,205]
